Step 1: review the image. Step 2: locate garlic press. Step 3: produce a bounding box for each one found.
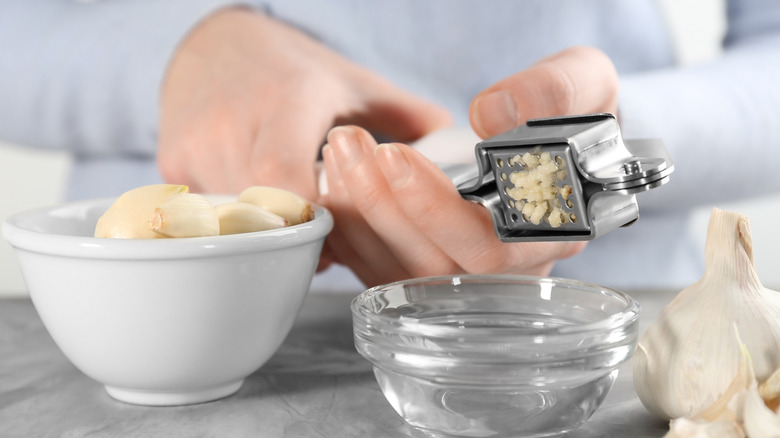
[448,113,673,242]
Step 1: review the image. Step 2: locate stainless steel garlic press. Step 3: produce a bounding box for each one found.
[448,113,673,242]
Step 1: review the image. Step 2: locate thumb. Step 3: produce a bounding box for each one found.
[469,46,619,139]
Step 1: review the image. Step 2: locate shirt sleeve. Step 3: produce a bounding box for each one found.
[0,0,249,157]
[617,0,780,211]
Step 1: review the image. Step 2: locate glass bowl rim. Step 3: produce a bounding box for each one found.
[351,274,640,341]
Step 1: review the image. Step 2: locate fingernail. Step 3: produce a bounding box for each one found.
[318,144,332,197]
[328,126,363,168]
[375,143,410,188]
[474,90,518,135]
[321,143,342,183]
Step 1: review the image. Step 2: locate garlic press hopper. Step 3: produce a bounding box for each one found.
[452,113,673,242]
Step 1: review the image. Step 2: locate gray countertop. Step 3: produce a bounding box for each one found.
[0,288,676,437]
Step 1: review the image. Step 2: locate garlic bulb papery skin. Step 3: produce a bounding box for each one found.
[633,208,780,420]
[693,339,755,424]
[664,339,755,437]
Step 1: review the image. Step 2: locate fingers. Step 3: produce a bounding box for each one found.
[370,133,587,275]
[316,240,335,273]
[325,126,461,282]
[320,136,413,285]
[469,46,619,138]
[323,125,585,283]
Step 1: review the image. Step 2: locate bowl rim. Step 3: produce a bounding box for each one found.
[2,196,333,259]
[351,274,640,340]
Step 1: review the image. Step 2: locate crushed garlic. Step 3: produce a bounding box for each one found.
[504,151,571,227]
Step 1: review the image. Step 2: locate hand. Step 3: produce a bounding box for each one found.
[319,125,585,287]
[158,8,451,200]
[469,46,619,138]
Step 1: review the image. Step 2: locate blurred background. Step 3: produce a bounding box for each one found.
[2,0,779,296]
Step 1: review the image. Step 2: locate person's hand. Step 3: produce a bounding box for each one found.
[319,125,585,287]
[158,7,451,200]
[469,46,619,138]
[318,46,616,285]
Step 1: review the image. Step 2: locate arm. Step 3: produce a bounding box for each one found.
[605,0,780,209]
[0,0,242,156]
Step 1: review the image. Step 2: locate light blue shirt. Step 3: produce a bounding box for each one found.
[2,0,780,290]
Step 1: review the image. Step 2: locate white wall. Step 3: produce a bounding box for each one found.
[2,0,780,295]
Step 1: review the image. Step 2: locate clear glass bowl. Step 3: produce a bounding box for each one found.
[351,275,640,438]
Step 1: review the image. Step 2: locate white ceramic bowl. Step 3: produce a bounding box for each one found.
[2,196,332,406]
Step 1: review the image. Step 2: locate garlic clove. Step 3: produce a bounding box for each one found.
[150,193,219,238]
[237,186,314,226]
[662,336,754,437]
[743,386,780,438]
[693,339,755,423]
[759,366,780,412]
[664,417,745,438]
[633,208,780,420]
[94,184,189,238]
[215,202,287,235]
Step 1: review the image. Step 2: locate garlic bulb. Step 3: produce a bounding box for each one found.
[691,335,755,424]
[633,208,780,420]
[662,330,753,438]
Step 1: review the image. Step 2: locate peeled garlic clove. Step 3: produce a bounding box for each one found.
[743,386,780,438]
[95,184,188,238]
[237,186,314,226]
[150,194,219,238]
[633,208,780,420]
[215,202,287,235]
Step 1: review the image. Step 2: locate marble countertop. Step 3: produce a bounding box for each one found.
[0,288,676,437]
